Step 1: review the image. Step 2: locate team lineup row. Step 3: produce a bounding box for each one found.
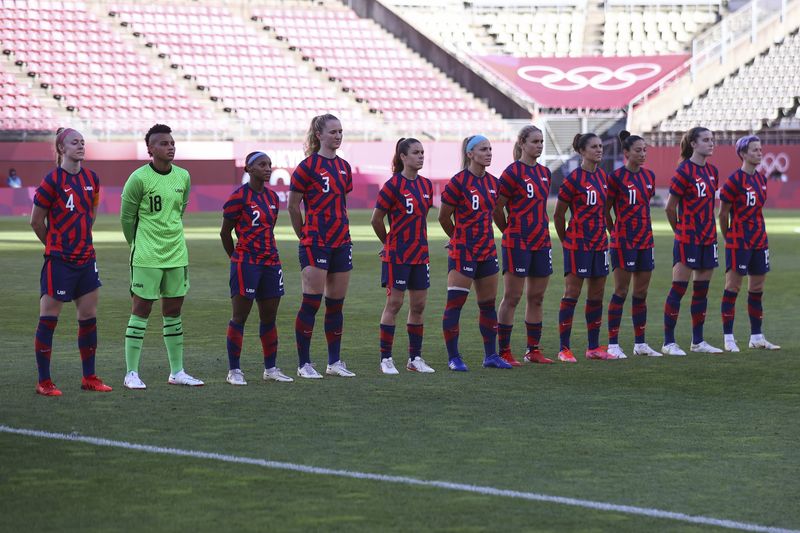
[29,116,779,396]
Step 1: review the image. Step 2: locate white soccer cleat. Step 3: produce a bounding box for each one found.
[124,370,147,389]
[407,356,435,373]
[749,335,781,350]
[297,362,323,379]
[168,369,204,386]
[633,343,662,357]
[723,337,740,353]
[606,344,627,359]
[226,368,247,385]
[263,367,294,382]
[690,341,723,354]
[326,360,356,377]
[380,357,399,375]
[661,343,687,356]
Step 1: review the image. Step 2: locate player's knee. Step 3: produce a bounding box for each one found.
[614,286,629,299]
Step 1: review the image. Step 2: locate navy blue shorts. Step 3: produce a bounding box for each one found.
[726,248,770,275]
[381,262,430,292]
[502,247,553,277]
[563,249,609,278]
[448,256,499,279]
[299,244,353,273]
[673,241,718,269]
[40,256,101,301]
[610,247,655,272]
[230,262,284,300]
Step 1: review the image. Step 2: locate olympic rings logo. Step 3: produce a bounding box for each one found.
[758,152,790,176]
[516,64,662,91]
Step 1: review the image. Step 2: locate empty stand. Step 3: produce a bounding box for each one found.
[255,3,508,137]
[0,62,57,131]
[0,1,217,134]
[659,31,800,132]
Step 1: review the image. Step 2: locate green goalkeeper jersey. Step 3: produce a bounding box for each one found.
[120,163,190,268]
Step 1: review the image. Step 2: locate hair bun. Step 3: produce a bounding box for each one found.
[619,130,631,142]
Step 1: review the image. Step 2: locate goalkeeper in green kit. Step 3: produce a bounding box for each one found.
[120,124,204,389]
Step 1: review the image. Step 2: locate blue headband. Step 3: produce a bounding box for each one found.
[466,135,488,152]
[246,151,268,166]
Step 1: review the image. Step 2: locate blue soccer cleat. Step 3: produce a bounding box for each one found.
[482,353,513,369]
[448,356,469,372]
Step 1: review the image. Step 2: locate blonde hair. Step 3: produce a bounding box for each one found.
[55,127,80,167]
[513,125,542,161]
[304,114,339,157]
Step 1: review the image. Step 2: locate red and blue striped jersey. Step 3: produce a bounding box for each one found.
[33,167,99,265]
[557,167,609,251]
[290,154,353,248]
[223,183,281,266]
[375,173,434,264]
[498,161,551,250]
[608,166,656,250]
[719,169,768,250]
[669,160,718,245]
[441,169,499,262]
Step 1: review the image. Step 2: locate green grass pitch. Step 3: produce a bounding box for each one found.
[0,209,798,532]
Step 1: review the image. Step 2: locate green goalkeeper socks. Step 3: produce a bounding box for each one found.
[125,315,148,372]
[163,315,184,374]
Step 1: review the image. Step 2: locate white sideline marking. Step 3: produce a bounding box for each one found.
[1,425,796,532]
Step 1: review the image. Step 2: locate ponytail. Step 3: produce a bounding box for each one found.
[304,113,339,157]
[461,136,472,170]
[572,132,598,153]
[513,125,542,161]
[618,130,645,152]
[55,127,66,167]
[679,126,710,162]
[392,137,421,174]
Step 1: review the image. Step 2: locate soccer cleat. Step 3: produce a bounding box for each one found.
[499,351,523,367]
[123,371,147,389]
[36,379,62,397]
[81,375,113,392]
[380,357,400,375]
[226,368,247,386]
[407,357,435,373]
[723,338,740,353]
[326,360,356,377]
[633,343,662,357]
[297,362,323,379]
[483,353,514,369]
[168,369,205,386]
[661,343,686,356]
[448,356,469,372]
[690,341,723,354]
[557,348,577,363]
[263,367,294,382]
[606,344,628,359]
[524,348,554,364]
[585,346,619,360]
[749,335,780,350]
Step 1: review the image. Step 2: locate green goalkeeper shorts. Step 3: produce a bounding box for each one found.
[130,266,190,300]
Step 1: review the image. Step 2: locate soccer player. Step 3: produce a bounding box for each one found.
[553,133,616,362]
[662,127,722,355]
[604,131,661,358]
[30,128,112,396]
[719,135,780,351]
[120,124,203,389]
[288,114,356,379]
[221,151,294,385]
[493,125,554,366]
[371,138,435,374]
[439,135,511,371]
